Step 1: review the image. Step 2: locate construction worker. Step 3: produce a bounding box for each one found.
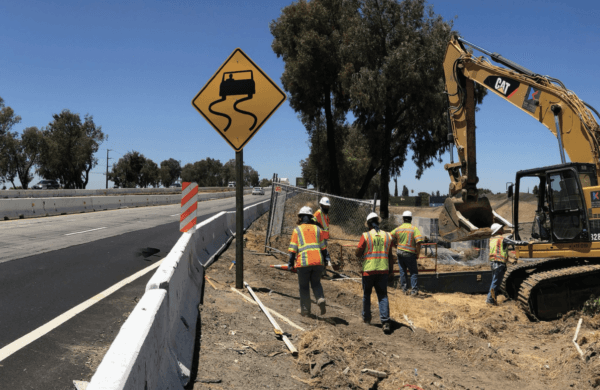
[288,206,330,316]
[356,212,394,334]
[391,211,423,296]
[314,197,331,241]
[314,197,331,275]
[487,223,528,305]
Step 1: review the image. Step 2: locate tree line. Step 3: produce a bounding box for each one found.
[1,96,265,190]
[271,0,487,218]
[109,154,264,188]
[0,97,106,189]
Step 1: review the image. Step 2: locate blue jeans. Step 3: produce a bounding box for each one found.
[397,251,418,292]
[487,261,507,303]
[362,273,390,323]
[297,266,325,314]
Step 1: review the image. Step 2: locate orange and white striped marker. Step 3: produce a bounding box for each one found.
[180,182,198,232]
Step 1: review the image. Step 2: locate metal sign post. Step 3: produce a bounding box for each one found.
[191,48,286,290]
[235,150,244,289]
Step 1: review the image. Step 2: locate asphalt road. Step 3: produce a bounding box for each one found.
[0,193,269,389]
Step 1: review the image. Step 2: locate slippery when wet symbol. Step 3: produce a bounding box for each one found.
[208,70,257,132]
[191,48,286,152]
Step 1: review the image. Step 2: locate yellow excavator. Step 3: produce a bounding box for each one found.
[440,36,600,320]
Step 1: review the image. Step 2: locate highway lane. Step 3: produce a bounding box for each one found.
[0,193,270,350]
[0,193,268,264]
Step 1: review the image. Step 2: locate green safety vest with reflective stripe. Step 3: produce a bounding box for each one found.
[391,223,423,253]
[489,237,507,263]
[288,224,326,267]
[362,229,392,274]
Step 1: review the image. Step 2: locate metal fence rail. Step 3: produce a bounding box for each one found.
[264,182,378,249]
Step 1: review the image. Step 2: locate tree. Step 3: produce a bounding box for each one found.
[394,177,398,197]
[244,165,260,187]
[341,0,487,218]
[0,97,22,185]
[533,185,539,195]
[37,110,106,189]
[108,151,147,188]
[402,185,409,196]
[271,0,355,195]
[0,127,44,189]
[0,97,21,136]
[411,189,414,194]
[140,159,160,188]
[159,158,181,187]
[181,158,224,187]
[259,178,272,187]
[436,190,441,197]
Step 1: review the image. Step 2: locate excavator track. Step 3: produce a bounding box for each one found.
[501,257,588,300]
[517,264,600,321]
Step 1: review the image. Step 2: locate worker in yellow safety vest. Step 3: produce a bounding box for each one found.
[288,206,331,316]
[356,212,394,334]
[487,223,528,305]
[391,211,424,296]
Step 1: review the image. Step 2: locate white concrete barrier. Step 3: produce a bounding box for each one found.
[86,289,182,389]
[0,187,250,199]
[87,199,270,390]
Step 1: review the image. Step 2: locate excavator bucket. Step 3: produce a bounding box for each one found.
[438,197,495,242]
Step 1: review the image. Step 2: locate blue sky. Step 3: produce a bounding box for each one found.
[1,0,598,194]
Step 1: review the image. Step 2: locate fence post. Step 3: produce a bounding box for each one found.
[372,192,377,213]
[264,173,277,252]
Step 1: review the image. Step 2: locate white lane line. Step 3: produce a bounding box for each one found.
[64,227,107,236]
[170,214,179,217]
[0,258,164,363]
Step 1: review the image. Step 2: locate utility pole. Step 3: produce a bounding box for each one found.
[106,149,112,189]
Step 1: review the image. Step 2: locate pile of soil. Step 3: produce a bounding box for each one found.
[191,216,600,389]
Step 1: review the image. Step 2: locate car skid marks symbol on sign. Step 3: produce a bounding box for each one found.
[208,70,258,132]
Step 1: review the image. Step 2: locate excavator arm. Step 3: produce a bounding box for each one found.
[439,36,600,241]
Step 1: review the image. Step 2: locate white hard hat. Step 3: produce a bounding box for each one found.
[491,223,503,235]
[402,211,412,218]
[319,197,330,207]
[366,212,380,223]
[298,206,314,216]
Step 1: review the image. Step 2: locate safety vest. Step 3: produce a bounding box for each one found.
[361,229,392,275]
[288,224,326,268]
[489,237,508,263]
[314,209,330,240]
[391,223,423,253]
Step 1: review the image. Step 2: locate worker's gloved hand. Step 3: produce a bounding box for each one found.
[288,253,296,271]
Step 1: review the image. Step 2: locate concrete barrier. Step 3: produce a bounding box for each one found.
[87,199,270,390]
[0,187,251,199]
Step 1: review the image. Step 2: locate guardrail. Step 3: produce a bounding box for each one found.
[0,187,251,199]
[87,199,271,390]
[0,190,253,220]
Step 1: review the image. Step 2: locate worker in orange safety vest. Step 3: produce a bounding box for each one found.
[288,206,331,316]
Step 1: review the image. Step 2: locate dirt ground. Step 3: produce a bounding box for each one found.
[191,212,600,390]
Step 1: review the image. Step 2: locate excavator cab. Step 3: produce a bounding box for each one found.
[513,163,596,243]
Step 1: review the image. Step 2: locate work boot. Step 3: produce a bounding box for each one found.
[297,308,310,317]
[403,290,410,296]
[486,300,497,306]
[363,318,371,324]
[410,291,419,297]
[382,322,391,334]
[317,298,326,315]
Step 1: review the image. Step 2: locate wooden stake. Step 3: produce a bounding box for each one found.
[573,318,585,360]
[204,276,218,290]
[244,282,298,356]
[229,287,305,332]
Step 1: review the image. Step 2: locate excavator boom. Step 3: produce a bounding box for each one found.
[440,36,600,241]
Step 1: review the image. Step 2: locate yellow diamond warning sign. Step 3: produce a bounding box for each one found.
[191,48,287,151]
